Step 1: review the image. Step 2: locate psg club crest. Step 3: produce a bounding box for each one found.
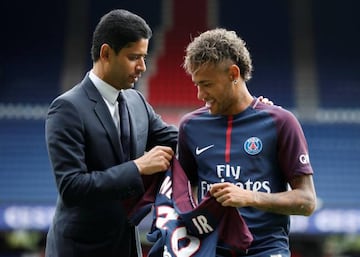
[244,137,262,155]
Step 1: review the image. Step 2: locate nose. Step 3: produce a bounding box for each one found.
[137,58,146,72]
[197,86,205,101]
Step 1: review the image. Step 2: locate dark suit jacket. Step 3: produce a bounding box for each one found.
[44,74,178,257]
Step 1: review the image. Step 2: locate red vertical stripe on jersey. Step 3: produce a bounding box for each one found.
[225,116,233,162]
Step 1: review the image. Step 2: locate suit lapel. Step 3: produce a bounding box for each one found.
[94,103,122,159]
[82,76,122,161]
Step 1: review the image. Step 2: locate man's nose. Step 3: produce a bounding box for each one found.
[137,58,146,72]
[197,86,206,100]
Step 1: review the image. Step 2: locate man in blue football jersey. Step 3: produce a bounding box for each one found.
[178,28,317,257]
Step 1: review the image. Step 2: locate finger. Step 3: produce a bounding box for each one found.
[221,200,232,207]
[157,145,174,153]
[263,98,273,105]
[210,186,227,198]
[210,182,229,191]
[209,184,221,195]
[162,151,174,162]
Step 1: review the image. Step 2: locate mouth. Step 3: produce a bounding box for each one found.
[204,99,214,108]
[130,74,141,83]
[130,77,138,83]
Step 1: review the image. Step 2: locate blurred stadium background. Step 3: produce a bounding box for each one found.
[1,0,360,256]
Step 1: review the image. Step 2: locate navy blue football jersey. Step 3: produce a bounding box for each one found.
[178,98,314,255]
[146,158,253,257]
[126,172,163,226]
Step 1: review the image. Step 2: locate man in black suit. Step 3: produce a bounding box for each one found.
[45,9,177,257]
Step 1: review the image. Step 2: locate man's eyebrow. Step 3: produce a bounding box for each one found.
[128,52,147,57]
[194,80,210,85]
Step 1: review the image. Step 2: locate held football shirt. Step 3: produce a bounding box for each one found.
[146,158,253,257]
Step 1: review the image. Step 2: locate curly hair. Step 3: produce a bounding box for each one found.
[183,28,253,81]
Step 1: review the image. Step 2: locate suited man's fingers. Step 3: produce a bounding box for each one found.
[151,145,174,156]
[134,146,174,175]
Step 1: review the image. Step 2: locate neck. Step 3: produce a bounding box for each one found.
[92,63,105,80]
[233,82,254,114]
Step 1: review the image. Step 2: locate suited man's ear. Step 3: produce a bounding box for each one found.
[100,44,112,61]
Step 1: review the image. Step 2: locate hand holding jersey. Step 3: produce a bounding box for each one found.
[129,158,253,257]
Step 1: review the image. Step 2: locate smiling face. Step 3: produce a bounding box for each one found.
[192,62,240,115]
[102,38,149,90]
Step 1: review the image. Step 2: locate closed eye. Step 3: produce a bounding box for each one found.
[128,54,147,62]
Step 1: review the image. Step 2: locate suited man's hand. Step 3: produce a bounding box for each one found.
[258,95,274,105]
[134,146,174,175]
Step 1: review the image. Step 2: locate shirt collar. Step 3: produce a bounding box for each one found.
[89,70,120,105]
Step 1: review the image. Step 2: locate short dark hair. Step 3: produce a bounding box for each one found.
[91,9,152,62]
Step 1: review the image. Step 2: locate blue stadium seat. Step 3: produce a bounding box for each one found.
[303,123,360,208]
[0,119,57,204]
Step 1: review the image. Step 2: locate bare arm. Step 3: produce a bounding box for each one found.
[210,174,316,216]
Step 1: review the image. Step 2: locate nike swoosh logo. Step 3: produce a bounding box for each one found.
[195,144,214,155]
